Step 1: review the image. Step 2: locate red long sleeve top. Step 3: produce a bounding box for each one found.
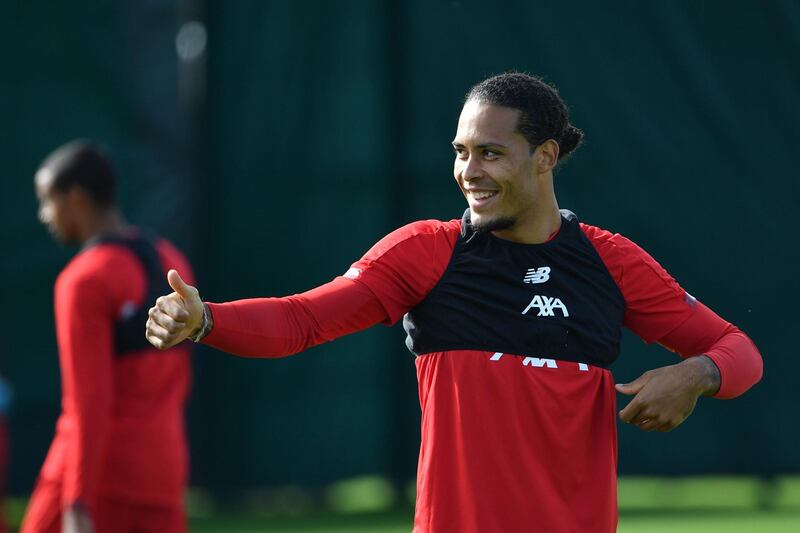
[40,234,193,512]
[202,214,761,532]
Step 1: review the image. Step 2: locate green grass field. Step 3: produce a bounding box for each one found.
[7,476,800,532]
[184,510,800,533]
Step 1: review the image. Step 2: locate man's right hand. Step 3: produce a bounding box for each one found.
[146,269,205,350]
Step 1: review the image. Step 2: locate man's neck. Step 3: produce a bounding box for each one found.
[491,207,561,244]
[78,208,127,244]
[491,178,562,244]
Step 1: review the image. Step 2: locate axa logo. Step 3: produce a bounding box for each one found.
[523,266,550,284]
[522,295,569,317]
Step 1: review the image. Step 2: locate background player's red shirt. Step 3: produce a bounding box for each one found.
[38,234,193,511]
[202,215,761,533]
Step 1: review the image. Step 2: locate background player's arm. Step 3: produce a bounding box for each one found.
[63,503,93,533]
[54,272,115,524]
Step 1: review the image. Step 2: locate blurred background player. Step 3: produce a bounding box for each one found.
[22,141,194,533]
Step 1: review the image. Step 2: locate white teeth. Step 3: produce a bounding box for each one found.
[471,191,496,200]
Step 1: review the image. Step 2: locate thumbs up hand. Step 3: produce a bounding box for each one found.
[146,269,206,350]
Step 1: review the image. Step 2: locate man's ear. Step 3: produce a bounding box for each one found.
[65,186,92,211]
[535,139,559,172]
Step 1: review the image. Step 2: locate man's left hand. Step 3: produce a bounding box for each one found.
[63,504,94,533]
[615,356,721,432]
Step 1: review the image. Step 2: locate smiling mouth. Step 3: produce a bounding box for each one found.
[470,191,497,200]
[467,190,498,209]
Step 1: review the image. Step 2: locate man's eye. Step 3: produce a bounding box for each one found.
[484,150,499,159]
[453,148,467,158]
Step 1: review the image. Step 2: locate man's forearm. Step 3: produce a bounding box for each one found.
[201,277,388,358]
[701,330,762,399]
[659,302,763,399]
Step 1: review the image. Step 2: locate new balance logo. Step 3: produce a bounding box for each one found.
[522,295,569,317]
[523,266,551,284]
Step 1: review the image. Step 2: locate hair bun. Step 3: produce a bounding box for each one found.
[559,125,584,160]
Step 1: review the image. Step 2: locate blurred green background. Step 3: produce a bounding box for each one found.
[1,0,797,529]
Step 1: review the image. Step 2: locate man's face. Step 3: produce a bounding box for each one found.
[35,168,79,243]
[452,101,537,234]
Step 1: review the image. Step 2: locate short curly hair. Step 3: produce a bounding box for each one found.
[39,140,117,208]
[466,72,583,161]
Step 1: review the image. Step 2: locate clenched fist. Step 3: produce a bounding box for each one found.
[146,270,205,350]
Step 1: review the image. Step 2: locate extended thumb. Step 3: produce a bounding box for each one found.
[167,269,193,298]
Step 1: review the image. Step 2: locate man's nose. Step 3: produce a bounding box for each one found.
[38,205,51,224]
[461,155,482,181]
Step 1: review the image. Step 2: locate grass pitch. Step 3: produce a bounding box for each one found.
[186,510,800,532]
[7,476,800,532]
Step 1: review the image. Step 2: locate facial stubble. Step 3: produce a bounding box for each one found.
[471,213,516,235]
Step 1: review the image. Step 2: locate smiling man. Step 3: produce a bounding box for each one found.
[146,72,762,533]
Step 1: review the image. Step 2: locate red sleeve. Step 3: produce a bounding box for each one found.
[583,223,763,399]
[54,259,116,509]
[581,223,694,343]
[202,219,460,358]
[203,277,386,357]
[658,302,763,399]
[347,219,460,324]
